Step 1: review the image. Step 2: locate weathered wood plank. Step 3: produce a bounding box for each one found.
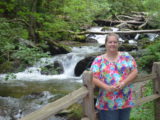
[133,74,156,83]
[152,62,160,120]
[135,94,160,107]
[20,86,88,120]
[82,71,97,120]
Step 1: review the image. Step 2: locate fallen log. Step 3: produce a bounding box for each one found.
[94,19,144,26]
[117,15,145,21]
[75,29,160,35]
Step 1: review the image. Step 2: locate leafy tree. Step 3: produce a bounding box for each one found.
[142,0,160,28]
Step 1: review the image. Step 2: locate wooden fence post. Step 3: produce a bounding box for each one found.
[82,71,96,120]
[152,62,160,120]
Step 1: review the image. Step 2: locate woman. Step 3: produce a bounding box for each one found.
[90,33,138,120]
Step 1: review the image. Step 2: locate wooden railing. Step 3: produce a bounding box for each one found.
[20,62,160,120]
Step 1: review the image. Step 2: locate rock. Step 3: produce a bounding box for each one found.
[73,35,87,42]
[41,61,63,75]
[119,44,138,51]
[54,61,64,74]
[86,37,97,43]
[119,33,137,40]
[74,56,95,76]
[101,27,112,31]
[45,39,71,55]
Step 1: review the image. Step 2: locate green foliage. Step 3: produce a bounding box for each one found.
[131,81,154,120]
[63,0,109,28]
[138,39,160,72]
[0,61,14,73]
[142,0,160,28]
[11,45,49,65]
[131,102,154,120]
[106,0,144,17]
[0,18,24,61]
[0,0,17,16]
[67,104,83,120]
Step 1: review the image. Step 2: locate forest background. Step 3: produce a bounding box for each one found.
[0,0,160,120]
[0,0,160,73]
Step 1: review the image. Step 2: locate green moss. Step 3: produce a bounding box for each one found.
[101,27,112,31]
[73,35,87,42]
[67,104,83,120]
[119,44,138,51]
[59,43,72,52]
[0,61,14,73]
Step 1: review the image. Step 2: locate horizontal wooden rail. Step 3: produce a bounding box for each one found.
[81,117,90,120]
[20,86,88,120]
[135,94,160,107]
[133,74,156,83]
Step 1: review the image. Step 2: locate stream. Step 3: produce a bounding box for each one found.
[0,26,159,120]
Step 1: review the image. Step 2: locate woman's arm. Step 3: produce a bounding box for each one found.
[92,77,117,92]
[117,68,138,89]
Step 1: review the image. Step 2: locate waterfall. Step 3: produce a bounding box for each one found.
[0,45,103,82]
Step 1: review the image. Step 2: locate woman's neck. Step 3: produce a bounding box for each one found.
[106,51,119,57]
[105,51,119,62]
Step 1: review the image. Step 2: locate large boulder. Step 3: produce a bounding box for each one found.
[74,56,95,76]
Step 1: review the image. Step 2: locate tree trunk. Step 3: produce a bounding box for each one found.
[28,0,39,43]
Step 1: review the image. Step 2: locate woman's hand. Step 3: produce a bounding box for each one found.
[104,85,118,92]
[116,82,126,90]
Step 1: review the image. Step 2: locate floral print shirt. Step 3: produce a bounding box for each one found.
[90,52,137,110]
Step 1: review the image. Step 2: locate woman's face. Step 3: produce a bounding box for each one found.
[105,36,119,52]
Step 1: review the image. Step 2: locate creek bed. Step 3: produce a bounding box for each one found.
[0,79,81,120]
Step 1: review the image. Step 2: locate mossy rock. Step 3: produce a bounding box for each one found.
[119,44,138,51]
[73,35,87,42]
[101,26,112,31]
[46,39,71,55]
[0,61,14,73]
[41,61,64,75]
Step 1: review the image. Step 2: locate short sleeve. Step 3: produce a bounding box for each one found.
[127,53,137,71]
[90,56,102,78]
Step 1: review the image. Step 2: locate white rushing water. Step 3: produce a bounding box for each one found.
[86,27,119,44]
[0,45,104,82]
